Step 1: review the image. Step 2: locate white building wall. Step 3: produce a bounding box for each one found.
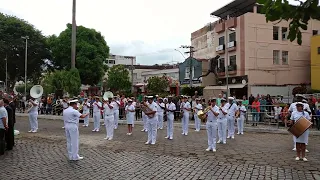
[141,68,179,82]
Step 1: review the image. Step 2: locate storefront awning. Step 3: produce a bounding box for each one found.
[204,84,246,90]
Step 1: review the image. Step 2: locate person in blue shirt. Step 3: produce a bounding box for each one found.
[316,105,320,130]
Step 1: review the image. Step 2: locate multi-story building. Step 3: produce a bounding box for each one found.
[311,35,320,91]
[195,0,320,99]
[106,54,136,67]
[178,57,204,87]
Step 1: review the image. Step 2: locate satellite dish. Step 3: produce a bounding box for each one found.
[242,80,247,84]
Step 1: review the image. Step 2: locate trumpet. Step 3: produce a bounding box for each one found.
[235,110,240,118]
[141,102,155,118]
[197,106,212,122]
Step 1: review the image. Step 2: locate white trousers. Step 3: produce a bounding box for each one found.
[158,113,164,129]
[65,123,79,160]
[293,134,308,148]
[227,116,235,137]
[217,120,227,143]
[104,115,114,138]
[142,114,148,131]
[83,110,89,126]
[93,112,101,130]
[206,122,217,150]
[182,112,189,134]
[167,114,174,139]
[28,113,38,131]
[237,115,245,134]
[114,110,119,129]
[194,114,201,131]
[147,119,158,144]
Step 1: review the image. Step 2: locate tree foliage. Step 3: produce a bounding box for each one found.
[0,13,51,90]
[41,68,81,96]
[181,86,204,96]
[48,24,109,85]
[257,0,320,45]
[106,65,131,92]
[15,83,34,94]
[147,76,169,94]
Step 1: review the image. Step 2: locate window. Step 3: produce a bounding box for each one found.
[313,30,318,36]
[185,67,194,79]
[219,36,225,45]
[273,26,279,40]
[282,27,288,40]
[229,55,236,66]
[218,58,225,68]
[108,60,115,64]
[282,51,288,65]
[229,32,236,42]
[318,47,320,54]
[273,50,280,65]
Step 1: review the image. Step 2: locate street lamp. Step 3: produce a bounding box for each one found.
[5,54,7,92]
[71,0,77,68]
[225,28,235,98]
[174,49,186,59]
[21,36,29,98]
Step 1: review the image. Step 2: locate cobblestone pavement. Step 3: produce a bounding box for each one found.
[1,118,320,180]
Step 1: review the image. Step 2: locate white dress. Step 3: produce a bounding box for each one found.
[290,111,311,144]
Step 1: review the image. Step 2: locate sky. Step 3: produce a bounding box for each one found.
[0,0,234,65]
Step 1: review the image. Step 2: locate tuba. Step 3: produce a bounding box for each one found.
[197,106,212,122]
[141,102,155,118]
[103,91,114,101]
[27,85,43,113]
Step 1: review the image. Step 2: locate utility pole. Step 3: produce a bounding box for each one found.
[71,0,77,68]
[22,36,29,99]
[180,45,195,87]
[130,58,135,93]
[5,54,7,92]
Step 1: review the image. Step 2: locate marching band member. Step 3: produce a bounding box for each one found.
[103,98,114,140]
[290,102,311,161]
[194,98,203,132]
[236,100,246,135]
[205,98,219,152]
[217,98,228,144]
[165,97,176,140]
[157,98,165,130]
[226,97,238,139]
[141,97,148,132]
[302,99,311,152]
[28,98,39,133]
[125,99,135,135]
[63,99,89,161]
[113,97,120,129]
[145,96,158,145]
[82,98,90,127]
[181,96,191,136]
[92,97,102,132]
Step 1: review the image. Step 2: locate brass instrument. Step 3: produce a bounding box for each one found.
[197,106,212,122]
[141,102,155,118]
[235,109,240,118]
[27,85,43,113]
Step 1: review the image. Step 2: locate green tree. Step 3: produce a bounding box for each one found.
[107,65,131,92]
[48,24,109,85]
[41,68,81,96]
[15,83,34,94]
[257,0,320,45]
[181,86,204,96]
[0,13,51,90]
[147,76,169,94]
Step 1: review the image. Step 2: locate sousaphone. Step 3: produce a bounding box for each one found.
[103,91,114,101]
[30,85,44,99]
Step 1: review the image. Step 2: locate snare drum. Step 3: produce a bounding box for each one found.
[288,116,312,138]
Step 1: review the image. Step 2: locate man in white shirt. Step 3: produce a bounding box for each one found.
[63,99,89,161]
[237,100,247,135]
[157,98,165,130]
[217,98,228,144]
[103,98,114,140]
[92,97,102,132]
[112,97,120,129]
[165,97,176,140]
[194,98,203,132]
[205,98,219,152]
[181,96,191,136]
[225,97,238,139]
[144,96,158,145]
[28,98,39,133]
[0,100,8,155]
[82,98,90,127]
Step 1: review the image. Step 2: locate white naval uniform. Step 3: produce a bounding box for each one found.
[125,104,135,125]
[92,101,102,131]
[132,101,137,127]
[142,102,148,132]
[206,105,219,150]
[63,107,82,160]
[226,103,238,138]
[194,103,203,131]
[103,102,114,139]
[182,102,191,135]
[146,102,158,144]
[82,102,90,126]
[290,111,311,144]
[157,102,165,129]
[28,100,39,132]
[113,100,120,129]
[237,105,246,134]
[217,105,228,143]
[166,102,176,140]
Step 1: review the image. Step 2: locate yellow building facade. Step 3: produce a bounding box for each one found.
[311,35,320,90]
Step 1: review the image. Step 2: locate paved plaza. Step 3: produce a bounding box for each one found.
[1,117,320,180]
